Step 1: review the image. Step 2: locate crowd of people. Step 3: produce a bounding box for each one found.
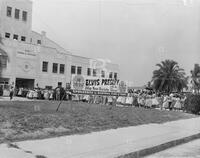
[15,87,66,100]
[117,91,187,111]
[71,91,187,111]
[12,87,187,111]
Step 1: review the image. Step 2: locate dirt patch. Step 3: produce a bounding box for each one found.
[7,143,20,149]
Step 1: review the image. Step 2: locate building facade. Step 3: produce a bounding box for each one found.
[0,0,120,94]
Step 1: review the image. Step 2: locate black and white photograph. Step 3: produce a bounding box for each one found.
[0,0,200,157]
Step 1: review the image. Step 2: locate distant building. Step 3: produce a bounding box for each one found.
[0,0,119,94]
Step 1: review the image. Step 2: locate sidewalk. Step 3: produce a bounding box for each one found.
[1,117,200,158]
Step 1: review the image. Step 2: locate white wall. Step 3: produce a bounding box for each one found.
[37,46,70,88]
[0,0,32,42]
[71,55,120,79]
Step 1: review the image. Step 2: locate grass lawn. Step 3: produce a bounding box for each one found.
[0,100,196,143]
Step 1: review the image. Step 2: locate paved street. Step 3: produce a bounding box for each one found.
[146,139,200,158]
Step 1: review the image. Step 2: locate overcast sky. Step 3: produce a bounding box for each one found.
[31,0,200,86]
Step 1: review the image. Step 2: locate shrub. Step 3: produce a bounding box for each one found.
[184,94,200,114]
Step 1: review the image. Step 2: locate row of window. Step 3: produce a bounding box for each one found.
[71,66,82,75]
[71,66,118,79]
[7,6,27,21]
[5,32,42,44]
[1,60,117,79]
[5,32,26,41]
[42,62,65,74]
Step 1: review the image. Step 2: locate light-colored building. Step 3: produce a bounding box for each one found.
[0,0,119,94]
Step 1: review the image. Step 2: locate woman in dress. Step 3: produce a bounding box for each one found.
[174,97,182,111]
[145,96,152,109]
[162,95,169,110]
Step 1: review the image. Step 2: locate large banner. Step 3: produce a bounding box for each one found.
[71,75,127,96]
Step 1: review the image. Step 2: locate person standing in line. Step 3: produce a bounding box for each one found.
[55,86,61,100]
[162,95,169,110]
[9,86,14,100]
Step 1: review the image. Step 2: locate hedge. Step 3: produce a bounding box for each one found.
[184,94,200,115]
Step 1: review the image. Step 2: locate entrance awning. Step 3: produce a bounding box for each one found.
[0,48,8,57]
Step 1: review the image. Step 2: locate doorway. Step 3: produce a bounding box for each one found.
[15,78,35,89]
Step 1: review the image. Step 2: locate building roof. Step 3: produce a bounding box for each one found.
[31,31,72,55]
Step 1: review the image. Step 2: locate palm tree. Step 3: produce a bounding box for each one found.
[190,64,200,94]
[152,59,187,93]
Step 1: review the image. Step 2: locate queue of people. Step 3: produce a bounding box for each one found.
[15,86,66,100]
[70,91,186,111]
[118,91,187,111]
[10,86,187,111]
[71,94,117,105]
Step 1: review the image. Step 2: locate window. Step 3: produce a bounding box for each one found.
[87,68,91,76]
[13,34,18,40]
[60,64,65,74]
[22,11,27,21]
[101,70,105,78]
[37,40,41,45]
[58,82,62,87]
[5,33,10,38]
[77,66,82,75]
[15,9,20,19]
[71,66,76,74]
[21,36,26,41]
[0,56,7,68]
[0,78,9,84]
[7,6,12,17]
[42,61,48,72]
[109,72,113,79]
[52,63,58,73]
[114,73,118,80]
[93,69,97,77]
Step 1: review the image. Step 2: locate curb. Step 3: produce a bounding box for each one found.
[117,132,200,158]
